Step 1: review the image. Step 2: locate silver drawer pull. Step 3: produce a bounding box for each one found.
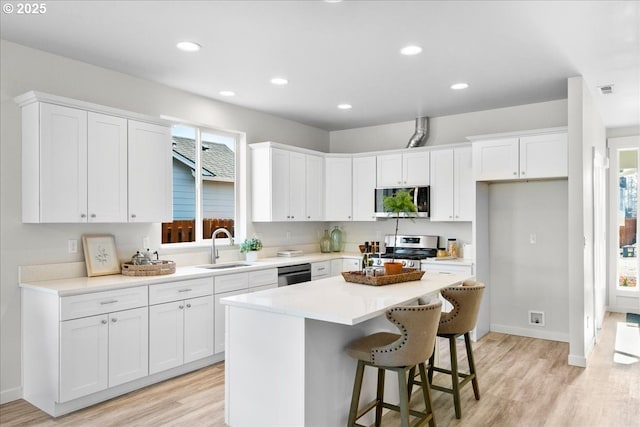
[317,267,326,271]
[178,288,192,293]
[100,300,119,305]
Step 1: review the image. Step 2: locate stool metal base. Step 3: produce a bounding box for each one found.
[348,360,436,427]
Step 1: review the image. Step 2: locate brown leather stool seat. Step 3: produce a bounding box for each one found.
[411,280,485,419]
[346,301,442,427]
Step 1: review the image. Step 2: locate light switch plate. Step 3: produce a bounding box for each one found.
[68,239,78,254]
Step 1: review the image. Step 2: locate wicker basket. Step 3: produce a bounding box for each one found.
[341,268,425,286]
[121,260,176,277]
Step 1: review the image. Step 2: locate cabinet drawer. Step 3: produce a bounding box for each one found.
[214,272,249,294]
[421,262,474,275]
[248,268,277,288]
[149,278,213,305]
[61,286,148,321]
[311,261,330,278]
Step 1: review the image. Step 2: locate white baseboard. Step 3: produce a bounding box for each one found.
[0,386,22,404]
[490,323,569,342]
[568,354,587,367]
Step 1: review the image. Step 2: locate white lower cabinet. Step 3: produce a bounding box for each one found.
[58,291,149,402]
[331,259,343,276]
[342,257,361,272]
[149,278,214,374]
[311,261,331,280]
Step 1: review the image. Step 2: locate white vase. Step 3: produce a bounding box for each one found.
[245,251,258,262]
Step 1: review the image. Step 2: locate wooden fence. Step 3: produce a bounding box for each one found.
[162,218,235,244]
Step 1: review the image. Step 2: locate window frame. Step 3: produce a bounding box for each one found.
[162,118,247,249]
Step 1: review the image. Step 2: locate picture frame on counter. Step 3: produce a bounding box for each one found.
[82,234,120,277]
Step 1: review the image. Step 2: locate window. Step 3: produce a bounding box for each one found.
[162,124,239,245]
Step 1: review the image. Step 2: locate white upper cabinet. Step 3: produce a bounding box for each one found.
[305,154,324,221]
[128,120,173,223]
[376,151,430,187]
[519,133,568,179]
[88,112,128,222]
[472,132,567,181]
[325,156,352,221]
[430,146,473,222]
[251,144,320,222]
[352,156,377,221]
[17,91,172,223]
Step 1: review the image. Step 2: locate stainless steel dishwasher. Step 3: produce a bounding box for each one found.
[277,263,312,286]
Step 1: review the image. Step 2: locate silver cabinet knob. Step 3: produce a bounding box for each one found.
[80,213,87,218]
[521,171,525,175]
[111,318,117,323]
[179,305,184,309]
[513,172,517,175]
[186,303,191,308]
[101,319,107,325]
[131,214,137,218]
[90,213,96,218]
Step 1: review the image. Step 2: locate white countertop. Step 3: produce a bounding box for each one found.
[221,271,471,325]
[18,252,363,296]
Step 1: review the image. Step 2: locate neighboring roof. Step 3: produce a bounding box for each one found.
[172,136,235,181]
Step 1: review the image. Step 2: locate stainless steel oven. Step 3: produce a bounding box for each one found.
[277,263,312,286]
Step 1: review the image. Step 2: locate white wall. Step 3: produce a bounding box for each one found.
[567,76,606,367]
[0,40,330,403]
[330,99,568,152]
[489,181,569,341]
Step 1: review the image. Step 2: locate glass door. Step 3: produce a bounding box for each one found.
[609,137,640,312]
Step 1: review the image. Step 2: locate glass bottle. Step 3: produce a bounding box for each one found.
[330,226,342,252]
[447,238,458,258]
[320,229,331,253]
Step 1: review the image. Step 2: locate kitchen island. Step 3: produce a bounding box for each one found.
[222,271,472,427]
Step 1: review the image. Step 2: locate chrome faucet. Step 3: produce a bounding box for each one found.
[211,228,233,264]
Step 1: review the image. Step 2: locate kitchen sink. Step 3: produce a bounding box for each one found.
[196,263,253,270]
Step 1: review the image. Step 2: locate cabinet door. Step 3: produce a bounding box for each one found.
[39,103,88,223]
[288,151,306,221]
[87,112,128,223]
[214,290,247,354]
[342,258,360,272]
[519,133,568,179]
[149,301,184,374]
[108,307,148,387]
[271,148,290,221]
[376,153,403,187]
[352,156,377,221]
[325,157,352,221]
[305,154,324,221]
[128,120,172,222]
[403,151,430,186]
[472,137,519,181]
[429,149,454,221]
[60,314,108,402]
[453,146,474,221]
[184,295,214,363]
[330,259,343,276]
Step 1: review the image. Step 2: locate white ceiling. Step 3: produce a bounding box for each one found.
[1,1,638,131]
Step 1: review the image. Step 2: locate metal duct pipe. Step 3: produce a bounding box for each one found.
[406,116,430,148]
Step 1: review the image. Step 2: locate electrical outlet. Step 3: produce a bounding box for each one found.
[142,236,150,249]
[68,239,78,254]
[529,233,536,244]
[528,310,544,326]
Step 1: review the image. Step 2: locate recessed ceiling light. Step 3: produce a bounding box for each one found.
[176,41,201,52]
[450,82,469,90]
[337,104,352,110]
[270,77,289,85]
[219,90,236,97]
[400,45,422,56]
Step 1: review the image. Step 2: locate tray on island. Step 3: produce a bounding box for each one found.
[121,260,176,276]
[342,268,425,286]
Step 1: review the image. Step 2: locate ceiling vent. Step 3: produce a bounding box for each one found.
[598,85,614,95]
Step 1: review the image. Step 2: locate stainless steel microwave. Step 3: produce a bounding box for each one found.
[374,186,430,218]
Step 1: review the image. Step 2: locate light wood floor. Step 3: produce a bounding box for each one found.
[1,312,638,427]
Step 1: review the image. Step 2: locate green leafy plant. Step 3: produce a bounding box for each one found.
[239,236,263,253]
[383,190,417,262]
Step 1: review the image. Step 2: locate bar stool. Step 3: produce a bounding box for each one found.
[412,280,484,419]
[346,301,442,427]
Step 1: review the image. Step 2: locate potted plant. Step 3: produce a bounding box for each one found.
[239,236,263,262]
[383,189,417,275]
